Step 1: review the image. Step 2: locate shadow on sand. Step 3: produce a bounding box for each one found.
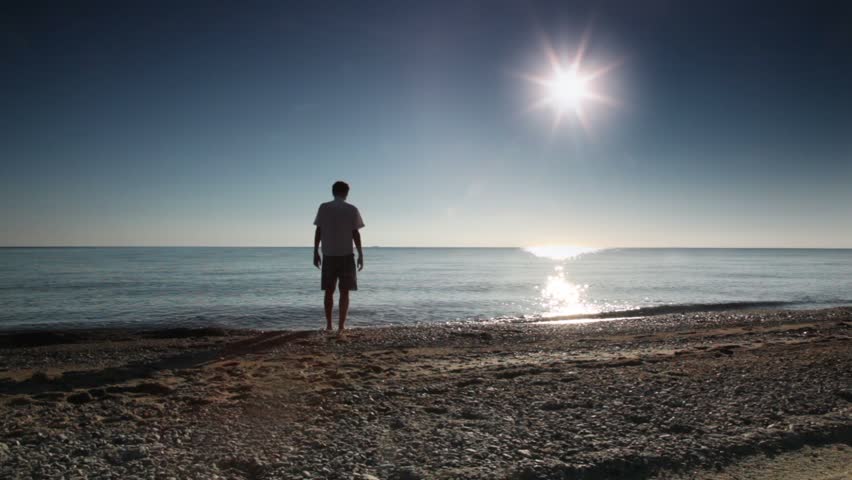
[0,329,322,396]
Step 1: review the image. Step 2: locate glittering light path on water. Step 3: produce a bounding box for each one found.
[525,246,601,317]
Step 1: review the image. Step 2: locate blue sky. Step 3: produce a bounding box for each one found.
[2,1,851,247]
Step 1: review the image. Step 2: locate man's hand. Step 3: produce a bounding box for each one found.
[353,229,363,271]
[313,227,322,269]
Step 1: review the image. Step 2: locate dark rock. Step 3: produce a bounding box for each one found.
[626,414,650,424]
[456,378,485,388]
[392,466,423,480]
[119,446,148,462]
[8,397,32,406]
[540,400,570,411]
[33,392,65,402]
[133,382,175,395]
[67,392,93,404]
[458,408,488,420]
[665,423,694,434]
[219,457,267,477]
[88,388,109,398]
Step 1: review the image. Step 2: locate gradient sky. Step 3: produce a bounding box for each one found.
[2,1,851,247]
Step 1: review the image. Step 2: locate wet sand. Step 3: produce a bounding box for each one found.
[1,307,850,479]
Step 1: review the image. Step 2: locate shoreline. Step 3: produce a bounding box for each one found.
[0,300,848,336]
[1,303,850,341]
[1,307,850,479]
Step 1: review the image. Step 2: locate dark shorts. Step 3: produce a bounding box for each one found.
[321,254,357,291]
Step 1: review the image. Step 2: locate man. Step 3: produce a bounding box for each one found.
[313,181,365,332]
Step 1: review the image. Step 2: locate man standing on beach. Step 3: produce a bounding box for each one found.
[313,181,365,332]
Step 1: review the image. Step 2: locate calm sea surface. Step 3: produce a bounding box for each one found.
[0,248,850,330]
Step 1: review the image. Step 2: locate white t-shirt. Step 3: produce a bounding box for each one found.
[313,198,365,256]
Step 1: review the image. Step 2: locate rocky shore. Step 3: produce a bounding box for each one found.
[1,307,850,479]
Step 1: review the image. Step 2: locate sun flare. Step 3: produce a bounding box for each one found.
[521,29,621,131]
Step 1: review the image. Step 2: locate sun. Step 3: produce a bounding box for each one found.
[520,29,621,131]
[547,70,590,110]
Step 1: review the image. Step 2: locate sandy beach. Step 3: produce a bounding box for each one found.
[1,307,850,479]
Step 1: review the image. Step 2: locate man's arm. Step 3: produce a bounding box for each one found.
[313,227,322,268]
[353,229,364,271]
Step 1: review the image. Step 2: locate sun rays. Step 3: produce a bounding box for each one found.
[520,28,622,133]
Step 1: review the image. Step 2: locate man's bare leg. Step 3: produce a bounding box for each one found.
[338,289,350,331]
[324,288,334,331]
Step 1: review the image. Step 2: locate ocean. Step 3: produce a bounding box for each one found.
[0,247,850,330]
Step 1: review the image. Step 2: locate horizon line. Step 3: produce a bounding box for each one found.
[1,245,851,250]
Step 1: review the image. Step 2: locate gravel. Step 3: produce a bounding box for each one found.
[0,307,850,479]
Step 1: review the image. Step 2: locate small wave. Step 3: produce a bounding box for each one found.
[541,301,799,322]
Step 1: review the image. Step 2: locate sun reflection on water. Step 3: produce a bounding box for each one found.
[525,246,600,317]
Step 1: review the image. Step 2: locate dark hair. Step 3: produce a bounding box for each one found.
[332,181,350,196]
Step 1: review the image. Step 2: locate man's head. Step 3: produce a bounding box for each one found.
[332,181,350,199]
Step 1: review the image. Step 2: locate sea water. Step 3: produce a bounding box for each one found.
[0,247,850,330]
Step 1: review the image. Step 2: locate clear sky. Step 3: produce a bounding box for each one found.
[2,1,851,247]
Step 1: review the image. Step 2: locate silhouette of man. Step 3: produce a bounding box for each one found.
[313,181,365,332]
